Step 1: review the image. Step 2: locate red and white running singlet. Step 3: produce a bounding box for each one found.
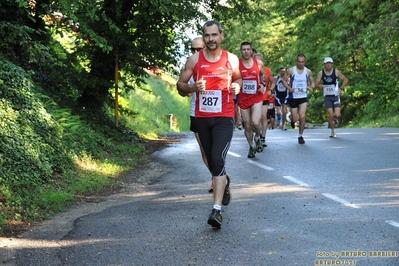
[238,58,263,110]
[262,67,271,101]
[193,50,234,118]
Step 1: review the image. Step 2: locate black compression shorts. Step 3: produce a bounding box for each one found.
[195,117,234,176]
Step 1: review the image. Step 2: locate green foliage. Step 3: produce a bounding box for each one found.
[0,60,71,186]
[49,0,203,111]
[127,73,190,138]
[0,59,70,231]
[219,0,399,127]
[0,58,146,235]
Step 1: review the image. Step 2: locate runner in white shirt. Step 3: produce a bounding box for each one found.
[282,54,315,144]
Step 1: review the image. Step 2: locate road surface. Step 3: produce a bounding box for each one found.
[1,128,398,265]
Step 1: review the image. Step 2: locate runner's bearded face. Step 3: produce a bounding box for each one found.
[203,25,223,51]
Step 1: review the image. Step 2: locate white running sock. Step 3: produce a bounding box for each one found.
[213,204,222,211]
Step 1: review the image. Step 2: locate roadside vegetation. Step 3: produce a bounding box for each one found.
[0,64,188,236]
[0,0,398,236]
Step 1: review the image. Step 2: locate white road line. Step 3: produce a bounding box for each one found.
[227,151,274,170]
[228,151,242,157]
[385,220,399,228]
[282,175,310,187]
[282,176,360,209]
[247,160,274,170]
[242,159,363,211]
[322,193,360,209]
[238,152,398,228]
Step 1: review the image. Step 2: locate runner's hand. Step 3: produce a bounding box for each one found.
[230,82,240,95]
[196,78,206,92]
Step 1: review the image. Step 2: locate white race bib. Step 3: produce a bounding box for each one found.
[277,83,286,92]
[293,83,307,98]
[242,80,257,94]
[324,84,337,96]
[199,90,222,113]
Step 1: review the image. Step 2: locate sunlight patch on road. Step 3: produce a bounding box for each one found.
[0,238,107,249]
[236,183,309,195]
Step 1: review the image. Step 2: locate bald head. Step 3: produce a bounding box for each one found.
[190,37,205,54]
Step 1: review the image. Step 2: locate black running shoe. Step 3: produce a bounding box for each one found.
[207,209,222,228]
[247,146,256,158]
[222,175,231,206]
[291,120,295,129]
[255,138,263,152]
[298,136,305,144]
[260,137,267,147]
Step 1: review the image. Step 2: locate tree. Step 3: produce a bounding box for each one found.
[46,0,265,112]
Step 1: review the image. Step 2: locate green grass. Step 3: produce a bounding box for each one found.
[126,74,190,138]
[352,113,399,128]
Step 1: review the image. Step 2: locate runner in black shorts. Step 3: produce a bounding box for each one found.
[177,20,242,228]
[282,54,315,144]
[273,66,289,130]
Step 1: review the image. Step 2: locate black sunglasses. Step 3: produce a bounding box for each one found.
[190,47,202,52]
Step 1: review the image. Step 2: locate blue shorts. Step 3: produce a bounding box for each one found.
[275,94,287,107]
[324,95,340,109]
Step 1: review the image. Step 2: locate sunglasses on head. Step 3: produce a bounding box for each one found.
[190,47,202,52]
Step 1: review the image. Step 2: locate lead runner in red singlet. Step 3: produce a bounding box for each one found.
[176,20,242,228]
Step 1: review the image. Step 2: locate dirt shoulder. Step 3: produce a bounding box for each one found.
[2,134,185,238]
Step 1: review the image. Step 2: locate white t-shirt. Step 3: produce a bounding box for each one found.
[189,76,196,117]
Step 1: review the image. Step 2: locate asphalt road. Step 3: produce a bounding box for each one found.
[1,127,398,266]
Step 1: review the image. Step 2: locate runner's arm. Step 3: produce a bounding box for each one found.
[336,69,348,91]
[282,68,294,93]
[269,71,276,92]
[176,56,198,96]
[229,53,242,95]
[315,70,323,89]
[257,60,267,94]
[307,69,315,92]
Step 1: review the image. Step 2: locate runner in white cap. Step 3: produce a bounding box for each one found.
[315,57,348,138]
